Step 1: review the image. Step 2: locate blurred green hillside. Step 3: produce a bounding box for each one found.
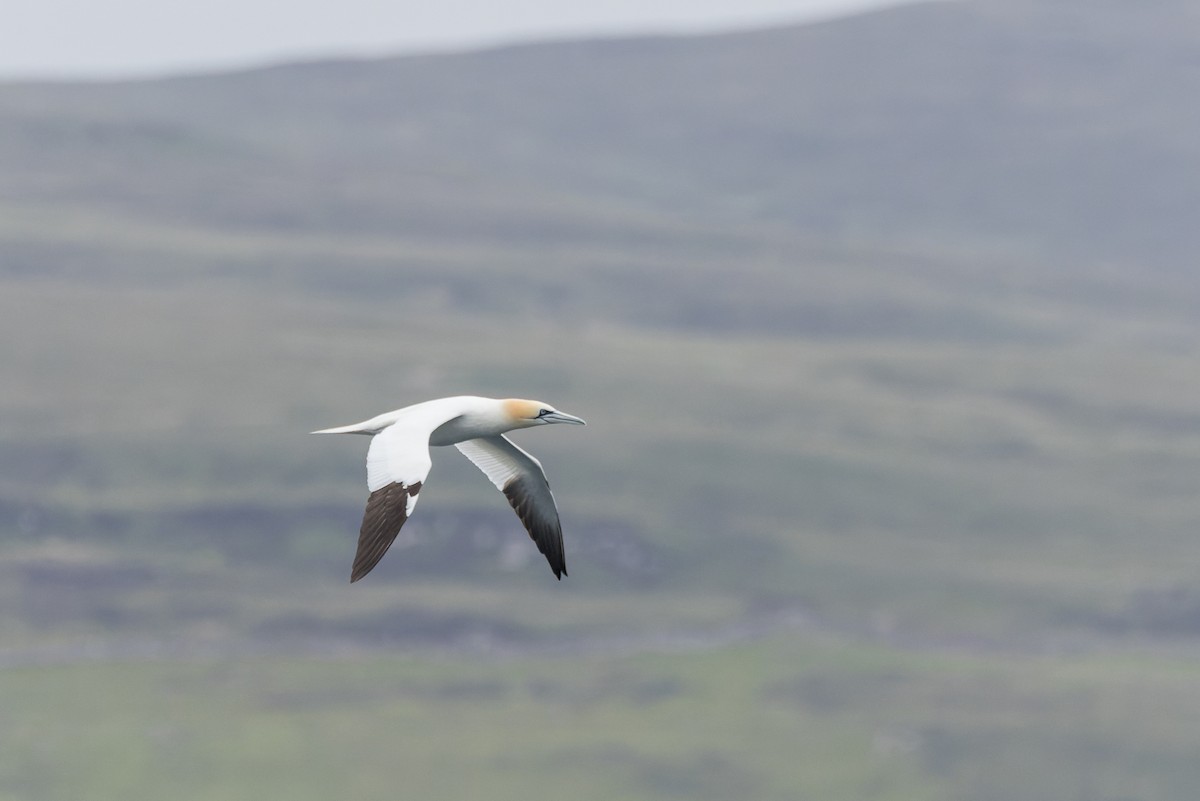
[2,0,1200,798]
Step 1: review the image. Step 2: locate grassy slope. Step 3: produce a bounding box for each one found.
[4,639,1200,801]
[3,273,1198,635]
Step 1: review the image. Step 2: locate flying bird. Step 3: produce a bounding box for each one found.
[313,396,586,582]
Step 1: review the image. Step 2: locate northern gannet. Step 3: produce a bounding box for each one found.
[313,396,586,582]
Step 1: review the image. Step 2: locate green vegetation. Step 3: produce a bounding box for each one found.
[3,640,1200,801]
[3,0,1200,797]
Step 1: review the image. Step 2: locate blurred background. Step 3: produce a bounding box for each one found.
[3,0,1200,798]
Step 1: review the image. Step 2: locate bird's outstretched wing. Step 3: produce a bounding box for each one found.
[352,422,434,582]
[455,435,567,579]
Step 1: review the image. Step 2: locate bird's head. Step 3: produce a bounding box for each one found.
[503,399,587,429]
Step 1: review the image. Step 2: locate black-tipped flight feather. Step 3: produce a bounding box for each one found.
[456,436,568,579]
[352,481,422,582]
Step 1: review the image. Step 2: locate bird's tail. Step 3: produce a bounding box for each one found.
[311,422,375,435]
[312,408,402,435]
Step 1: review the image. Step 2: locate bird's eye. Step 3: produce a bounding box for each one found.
[537,408,551,418]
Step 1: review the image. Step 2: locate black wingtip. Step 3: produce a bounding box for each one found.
[350,559,371,583]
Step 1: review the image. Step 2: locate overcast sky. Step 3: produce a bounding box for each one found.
[4,0,913,79]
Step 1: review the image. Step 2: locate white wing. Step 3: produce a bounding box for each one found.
[352,422,434,582]
[455,435,567,579]
[366,421,432,493]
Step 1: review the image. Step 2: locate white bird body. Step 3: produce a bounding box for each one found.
[313,396,585,582]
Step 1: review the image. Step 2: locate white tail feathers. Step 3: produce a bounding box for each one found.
[312,407,413,436]
[311,422,376,435]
